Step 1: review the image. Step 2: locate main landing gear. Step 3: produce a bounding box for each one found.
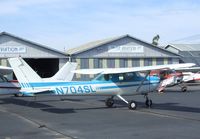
[177,82,187,92]
[105,94,152,110]
[180,84,187,92]
[144,94,152,108]
[181,86,187,92]
[14,93,23,97]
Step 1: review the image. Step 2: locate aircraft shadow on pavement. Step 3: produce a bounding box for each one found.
[41,108,75,114]
[41,106,111,114]
[35,98,84,103]
[1,96,200,114]
[107,99,200,113]
[0,97,53,108]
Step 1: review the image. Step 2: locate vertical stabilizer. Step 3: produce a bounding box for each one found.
[8,57,42,87]
[50,62,77,81]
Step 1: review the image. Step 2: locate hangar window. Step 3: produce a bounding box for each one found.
[94,58,103,68]
[124,59,128,67]
[144,59,152,66]
[120,59,125,68]
[94,58,99,68]
[107,59,115,68]
[132,58,140,67]
[168,58,172,64]
[156,58,164,65]
[80,59,89,69]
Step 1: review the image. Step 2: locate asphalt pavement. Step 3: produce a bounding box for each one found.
[0,85,200,139]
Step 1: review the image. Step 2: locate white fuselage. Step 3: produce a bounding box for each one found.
[21,74,160,96]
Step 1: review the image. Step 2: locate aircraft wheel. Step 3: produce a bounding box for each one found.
[145,99,152,107]
[128,100,137,110]
[105,98,114,108]
[181,87,187,92]
[14,93,23,97]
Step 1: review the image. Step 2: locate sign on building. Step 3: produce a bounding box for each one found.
[108,45,144,53]
[0,46,26,53]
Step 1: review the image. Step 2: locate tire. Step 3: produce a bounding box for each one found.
[105,98,114,108]
[181,87,187,92]
[145,99,152,107]
[128,100,137,110]
[14,93,23,97]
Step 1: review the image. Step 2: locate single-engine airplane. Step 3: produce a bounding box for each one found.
[157,67,200,93]
[8,57,195,110]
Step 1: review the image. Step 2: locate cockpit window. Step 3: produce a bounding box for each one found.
[0,75,8,82]
[93,72,142,82]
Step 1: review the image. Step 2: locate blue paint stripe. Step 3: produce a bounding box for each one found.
[27,81,113,87]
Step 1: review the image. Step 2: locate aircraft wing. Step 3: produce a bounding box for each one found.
[0,66,13,75]
[72,63,195,75]
[175,67,200,72]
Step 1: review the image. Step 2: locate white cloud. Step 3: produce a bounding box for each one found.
[0,0,60,15]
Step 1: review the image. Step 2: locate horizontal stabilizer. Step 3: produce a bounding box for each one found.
[50,62,77,81]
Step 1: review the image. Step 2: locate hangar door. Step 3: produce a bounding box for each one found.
[25,58,59,78]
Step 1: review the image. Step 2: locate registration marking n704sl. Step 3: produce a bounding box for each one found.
[55,85,96,94]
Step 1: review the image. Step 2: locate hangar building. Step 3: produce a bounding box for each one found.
[67,35,180,80]
[0,32,68,79]
[165,35,200,66]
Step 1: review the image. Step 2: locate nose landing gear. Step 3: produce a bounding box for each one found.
[105,97,114,108]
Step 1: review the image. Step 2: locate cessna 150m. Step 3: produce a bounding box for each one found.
[8,57,195,110]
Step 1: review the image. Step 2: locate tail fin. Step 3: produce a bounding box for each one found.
[50,62,77,81]
[8,57,42,87]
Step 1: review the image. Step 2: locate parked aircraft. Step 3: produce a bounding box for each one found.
[8,57,195,109]
[0,60,77,96]
[157,68,200,92]
[0,65,20,95]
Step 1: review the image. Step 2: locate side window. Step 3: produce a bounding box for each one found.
[0,77,4,82]
[124,73,134,81]
[0,75,8,82]
[104,74,110,81]
[119,74,124,81]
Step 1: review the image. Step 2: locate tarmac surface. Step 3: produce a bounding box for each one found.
[0,85,200,139]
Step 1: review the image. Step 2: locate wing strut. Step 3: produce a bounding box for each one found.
[136,71,151,93]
